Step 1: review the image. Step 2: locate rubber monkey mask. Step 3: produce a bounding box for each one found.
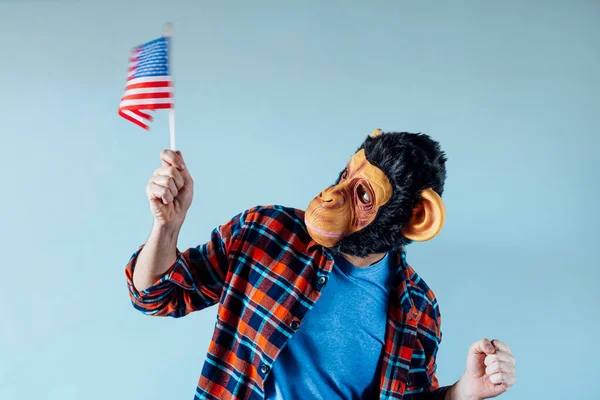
[305,129,448,257]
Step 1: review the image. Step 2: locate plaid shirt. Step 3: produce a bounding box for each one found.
[125,205,450,400]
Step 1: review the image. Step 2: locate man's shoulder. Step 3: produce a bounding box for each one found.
[232,205,315,255]
[243,204,305,224]
[238,205,309,236]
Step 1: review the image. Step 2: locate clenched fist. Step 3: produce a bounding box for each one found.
[450,338,516,399]
[146,150,194,229]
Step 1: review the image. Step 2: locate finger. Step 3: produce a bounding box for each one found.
[150,175,178,198]
[179,162,193,185]
[154,166,184,190]
[469,338,496,355]
[491,339,512,355]
[484,351,516,367]
[489,372,516,387]
[160,149,186,169]
[485,360,516,376]
[176,152,194,185]
[147,182,174,204]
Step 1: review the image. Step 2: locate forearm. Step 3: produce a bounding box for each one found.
[133,223,181,291]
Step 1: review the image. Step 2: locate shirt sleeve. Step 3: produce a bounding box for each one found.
[124,210,246,318]
[405,387,450,400]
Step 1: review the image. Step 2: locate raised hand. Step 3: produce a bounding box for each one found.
[146,150,194,229]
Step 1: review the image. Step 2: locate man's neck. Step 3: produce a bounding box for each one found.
[340,252,387,268]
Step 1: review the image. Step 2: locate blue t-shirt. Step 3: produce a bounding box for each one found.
[264,252,395,400]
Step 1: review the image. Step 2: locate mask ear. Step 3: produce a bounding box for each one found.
[402,188,446,242]
[370,128,383,138]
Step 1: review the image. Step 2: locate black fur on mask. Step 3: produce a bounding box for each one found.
[329,131,447,257]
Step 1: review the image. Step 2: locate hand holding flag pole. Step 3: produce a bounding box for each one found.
[119,23,176,150]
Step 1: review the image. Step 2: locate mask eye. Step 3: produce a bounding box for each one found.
[341,169,348,180]
[357,184,371,204]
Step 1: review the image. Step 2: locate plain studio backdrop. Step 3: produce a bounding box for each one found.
[1,1,598,399]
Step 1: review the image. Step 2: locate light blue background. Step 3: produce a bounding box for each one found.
[1,1,598,399]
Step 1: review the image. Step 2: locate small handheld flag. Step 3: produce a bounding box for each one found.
[119,23,176,150]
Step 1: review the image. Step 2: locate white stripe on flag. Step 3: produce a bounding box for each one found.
[121,110,151,126]
[119,98,173,107]
[123,87,174,96]
[126,76,172,86]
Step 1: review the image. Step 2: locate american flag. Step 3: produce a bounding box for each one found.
[118,36,174,130]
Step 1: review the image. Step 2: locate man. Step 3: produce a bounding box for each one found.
[125,130,516,399]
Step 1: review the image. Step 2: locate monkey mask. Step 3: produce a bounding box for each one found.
[305,129,447,257]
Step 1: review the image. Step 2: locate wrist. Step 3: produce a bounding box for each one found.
[447,377,479,400]
[152,220,182,238]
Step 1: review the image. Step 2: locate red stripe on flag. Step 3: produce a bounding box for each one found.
[125,81,172,90]
[130,110,153,120]
[118,110,149,130]
[121,92,173,101]
[119,103,173,111]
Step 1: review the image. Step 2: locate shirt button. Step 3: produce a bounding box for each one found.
[260,364,270,374]
[317,276,328,285]
[291,320,301,331]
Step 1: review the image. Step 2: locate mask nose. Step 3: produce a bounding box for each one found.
[318,187,346,208]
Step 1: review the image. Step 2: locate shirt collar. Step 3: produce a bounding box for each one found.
[393,248,415,313]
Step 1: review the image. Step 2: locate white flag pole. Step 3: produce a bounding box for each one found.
[164,22,176,151]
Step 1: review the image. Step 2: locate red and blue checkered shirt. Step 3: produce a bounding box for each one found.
[125,205,450,399]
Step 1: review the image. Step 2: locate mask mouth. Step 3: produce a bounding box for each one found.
[304,219,346,239]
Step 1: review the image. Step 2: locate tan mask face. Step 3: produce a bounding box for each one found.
[305,149,393,247]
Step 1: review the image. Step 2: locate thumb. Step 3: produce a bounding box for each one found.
[469,338,496,355]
